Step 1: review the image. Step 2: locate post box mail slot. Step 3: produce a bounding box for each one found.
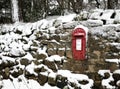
[72,27,86,60]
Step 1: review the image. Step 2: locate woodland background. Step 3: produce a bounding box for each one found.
[0,0,120,23]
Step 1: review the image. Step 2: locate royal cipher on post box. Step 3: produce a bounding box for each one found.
[72,27,86,60]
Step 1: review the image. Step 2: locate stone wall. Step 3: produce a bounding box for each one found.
[0,19,120,88]
[36,22,120,74]
[38,22,120,88]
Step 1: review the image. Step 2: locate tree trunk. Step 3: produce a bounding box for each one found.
[70,0,76,13]
[56,0,64,15]
[11,0,19,22]
[68,0,70,11]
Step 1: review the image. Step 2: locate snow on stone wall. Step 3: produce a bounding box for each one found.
[0,13,120,89]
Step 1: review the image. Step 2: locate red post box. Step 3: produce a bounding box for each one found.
[72,27,86,60]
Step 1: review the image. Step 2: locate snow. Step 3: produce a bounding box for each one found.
[57,70,94,89]
[102,76,115,89]
[89,9,103,19]
[22,23,33,36]
[46,55,64,62]
[98,70,115,89]
[1,75,59,89]
[49,27,56,34]
[39,83,59,89]
[100,10,114,20]
[26,62,38,76]
[0,10,120,89]
[48,72,56,78]
[9,41,25,56]
[83,0,88,3]
[109,43,120,50]
[22,52,34,61]
[40,19,49,29]
[98,70,111,77]
[106,59,120,65]
[89,9,120,24]
[113,69,120,74]
[0,56,16,63]
[37,47,48,57]
[87,19,103,26]
[114,10,120,23]
[57,14,76,23]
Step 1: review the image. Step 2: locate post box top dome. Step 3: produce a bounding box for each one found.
[73,25,89,40]
[74,25,89,34]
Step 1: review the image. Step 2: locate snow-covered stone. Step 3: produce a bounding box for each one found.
[87,19,103,27]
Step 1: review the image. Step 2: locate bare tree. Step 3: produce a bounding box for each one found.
[95,0,100,8]
[11,0,19,22]
[56,0,64,15]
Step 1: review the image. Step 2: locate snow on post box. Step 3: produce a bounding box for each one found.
[72,27,86,60]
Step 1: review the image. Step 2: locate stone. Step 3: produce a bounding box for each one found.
[93,51,101,59]
[38,73,48,86]
[40,40,49,45]
[51,35,60,42]
[78,80,89,85]
[63,86,70,89]
[8,44,26,57]
[48,74,56,86]
[72,64,87,74]
[55,28,61,34]
[47,43,55,49]
[103,72,110,79]
[10,67,23,78]
[1,71,9,79]
[60,34,69,41]
[20,58,31,66]
[47,48,57,56]
[0,59,16,70]
[34,67,41,74]
[62,22,77,29]
[25,71,36,79]
[88,53,98,59]
[66,49,73,59]
[57,48,65,56]
[40,66,48,72]
[34,31,42,39]
[93,81,103,89]
[94,62,106,71]
[4,67,10,78]
[87,19,103,27]
[53,35,60,42]
[53,20,62,28]
[15,29,22,34]
[117,81,120,87]
[108,63,119,72]
[54,59,63,69]
[33,60,42,65]
[56,75,68,89]
[33,53,47,60]
[88,65,95,73]
[30,46,38,51]
[65,42,72,48]
[44,60,57,72]
[112,73,120,82]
